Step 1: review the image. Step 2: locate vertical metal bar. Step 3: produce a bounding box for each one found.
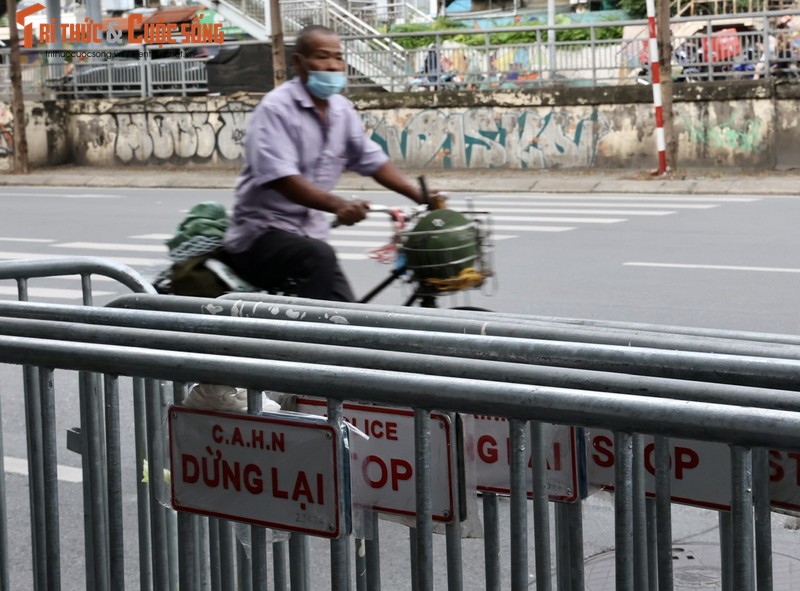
[273,539,288,591]
[731,445,755,591]
[159,382,179,591]
[105,374,125,591]
[409,529,419,591]
[247,390,268,591]
[752,448,773,591]
[482,493,500,591]
[195,516,210,591]
[133,378,153,591]
[218,521,236,590]
[614,431,634,591]
[654,435,673,591]
[414,408,433,591]
[38,368,61,591]
[328,399,350,591]
[355,538,367,591]
[530,422,552,591]
[365,513,381,591]
[81,274,93,306]
[288,534,307,591]
[144,378,169,591]
[82,370,111,591]
[567,501,584,590]
[720,511,733,591]
[0,382,9,591]
[632,434,648,591]
[172,383,195,591]
[554,503,570,591]
[237,540,253,591]
[208,519,222,591]
[445,412,462,591]
[509,419,528,591]
[645,498,658,591]
[18,276,47,591]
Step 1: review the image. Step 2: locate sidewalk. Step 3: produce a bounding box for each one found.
[1,165,799,195]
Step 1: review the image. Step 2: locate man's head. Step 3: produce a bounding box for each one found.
[293,25,347,100]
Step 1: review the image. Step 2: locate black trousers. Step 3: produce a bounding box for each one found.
[227,228,356,302]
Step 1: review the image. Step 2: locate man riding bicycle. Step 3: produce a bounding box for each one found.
[224,24,436,302]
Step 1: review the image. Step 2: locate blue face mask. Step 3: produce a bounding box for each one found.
[305,70,347,100]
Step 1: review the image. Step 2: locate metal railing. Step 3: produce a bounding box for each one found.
[0,257,800,590]
[1,9,798,99]
[0,46,211,100]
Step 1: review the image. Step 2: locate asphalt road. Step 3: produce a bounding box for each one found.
[0,186,799,589]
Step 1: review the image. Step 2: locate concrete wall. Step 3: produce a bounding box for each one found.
[2,82,799,172]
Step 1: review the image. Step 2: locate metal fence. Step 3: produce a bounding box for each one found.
[1,9,799,99]
[0,257,800,590]
[0,46,211,101]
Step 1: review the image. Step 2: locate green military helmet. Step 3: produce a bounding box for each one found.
[401,209,479,282]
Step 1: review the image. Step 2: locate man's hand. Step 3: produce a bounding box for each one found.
[334,199,370,226]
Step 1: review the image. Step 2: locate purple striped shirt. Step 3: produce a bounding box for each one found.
[224,77,388,253]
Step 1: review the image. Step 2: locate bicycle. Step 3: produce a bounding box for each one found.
[154,185,495,310]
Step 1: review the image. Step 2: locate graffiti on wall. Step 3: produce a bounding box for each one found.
[0,103,13,158]
[113,100,250,164]
[682,114,763,153]
[363,108,610,169]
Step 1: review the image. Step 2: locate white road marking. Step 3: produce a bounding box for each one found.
[130,234,172,240]
[624,262,800,274]
[45,275,117,283]
[356,220,576,231]
[0,251,167,266]
[0,237,55,243]
[447,200,719,209]
[337,253,370,260]
[4,456,82,483]
[492,215,625,224]
[54,242,167,253]
[0,286,115,298]
[448,207,675,216]
[464,194,760,202]
[329,240,386,248]
[0,192,122,199]
[492,225,576,232]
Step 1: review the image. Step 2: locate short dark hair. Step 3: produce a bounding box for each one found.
[294,25,338,57]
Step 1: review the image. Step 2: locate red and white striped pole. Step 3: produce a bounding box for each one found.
[645,0,668,175]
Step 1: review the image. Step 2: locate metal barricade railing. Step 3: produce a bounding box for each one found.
[0,258,799,590]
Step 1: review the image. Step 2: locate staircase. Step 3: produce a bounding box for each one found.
[211,0,429,89]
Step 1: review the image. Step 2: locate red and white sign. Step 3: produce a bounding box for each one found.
[465,416,579,502]
[296,398,455,522]
[169,405,345,537]
[587,429,800,512]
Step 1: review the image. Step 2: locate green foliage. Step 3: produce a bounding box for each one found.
[390,16,623,49]
[554,16,624,42]
[389,18,467,49]
[619,0,647,18]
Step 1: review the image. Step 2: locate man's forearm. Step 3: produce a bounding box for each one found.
[371,162,424,204]
[269,175,347,213]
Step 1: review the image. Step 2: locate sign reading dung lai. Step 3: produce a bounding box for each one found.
[169,406,346,538]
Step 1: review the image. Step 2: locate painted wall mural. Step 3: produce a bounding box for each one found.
[111,100,250,164]
[363,108,610,169]
[0,103,13,160]
[1,94,794,171]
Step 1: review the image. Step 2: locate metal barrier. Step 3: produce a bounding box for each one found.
[0,258,798,590]
[3,9,798,99]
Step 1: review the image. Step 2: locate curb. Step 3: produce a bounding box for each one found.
[1,170,798,196]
